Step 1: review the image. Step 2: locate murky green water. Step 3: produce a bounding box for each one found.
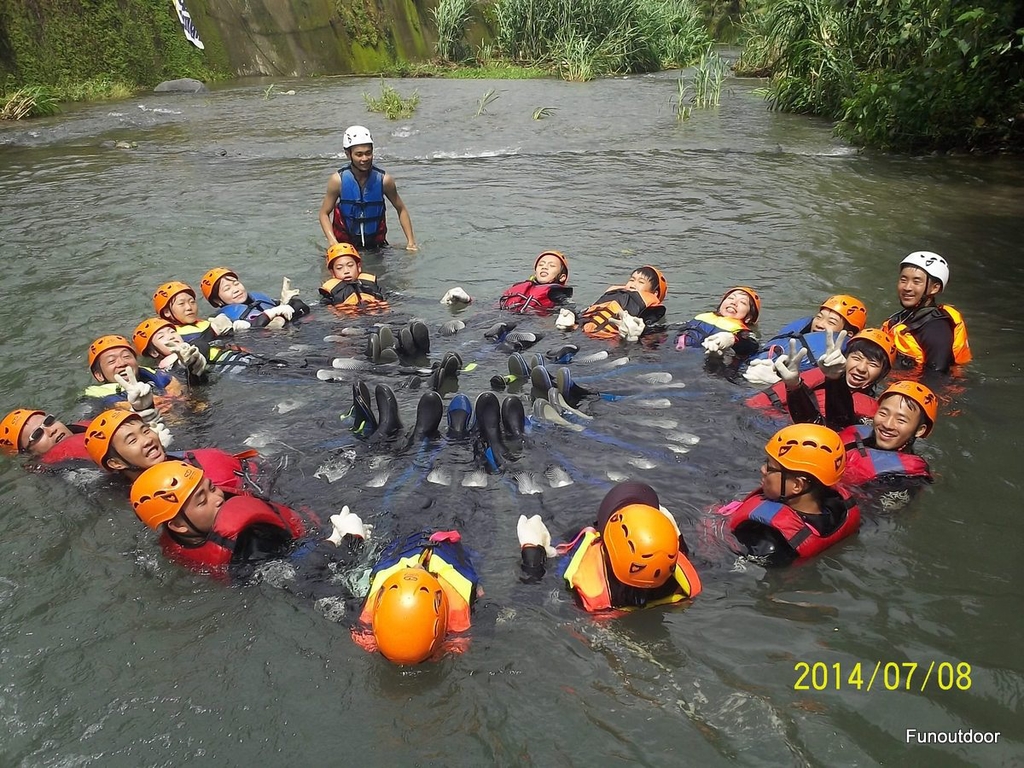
[1,72,1022,766]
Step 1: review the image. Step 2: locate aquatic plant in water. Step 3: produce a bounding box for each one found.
[363,79,420,119]
[691,45,725,108]
[0,86,60,120]
[475,88,499,116]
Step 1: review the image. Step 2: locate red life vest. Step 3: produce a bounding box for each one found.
[499,280,571,314]
[159,495,306,576]
[745,368,878,421]
[837,425,932,487]
[177,448,259,495]
[581,286,664,340]
[38,431,90,466]
[725,488,860,559]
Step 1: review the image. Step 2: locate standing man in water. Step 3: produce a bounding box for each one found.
[318,125,418,251]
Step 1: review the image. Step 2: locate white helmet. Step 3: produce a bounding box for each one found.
[343,125,373,150]
[900,251,949,288]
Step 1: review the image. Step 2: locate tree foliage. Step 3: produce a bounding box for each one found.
[737,0,1024,151]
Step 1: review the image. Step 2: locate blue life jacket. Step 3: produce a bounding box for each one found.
[749,317,849,371]
[219,291,278,323]
[333,165,388,247]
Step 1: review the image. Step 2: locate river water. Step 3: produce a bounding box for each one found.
[1,72,1023,766]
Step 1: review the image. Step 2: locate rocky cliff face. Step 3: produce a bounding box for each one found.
[188,0,437,77]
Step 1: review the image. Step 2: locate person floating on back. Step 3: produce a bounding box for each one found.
[200,267,309,328]
[498,250,574,315]
[319,243,389,314]
[557,265,668,341]
[318,125,417,251]
[675,285,762,358]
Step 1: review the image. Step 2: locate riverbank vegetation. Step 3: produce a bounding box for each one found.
[430,0,713,80]
[735,0,1024,152]
[363,78,420,118]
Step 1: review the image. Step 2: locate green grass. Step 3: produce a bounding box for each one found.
[0,86,60,119]
[691,45,724,107]
[475,88,499,116]
[363,78,420,119]
[381,60,552,79]
[431,0,474,62]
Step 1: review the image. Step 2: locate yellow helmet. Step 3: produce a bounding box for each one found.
[371,568,449,664]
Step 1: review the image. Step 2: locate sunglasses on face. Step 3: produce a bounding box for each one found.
[762,460,783,475]
[26,414,57,446]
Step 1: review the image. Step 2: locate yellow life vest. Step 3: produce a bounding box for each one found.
[561,528,701,613]
[882,303,971,365]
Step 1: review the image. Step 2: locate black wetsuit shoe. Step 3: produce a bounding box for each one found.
[484,321,516,342]
[529,353,546,370]
[546,344,579,364]
[530,364,553,393]
[373,384,403,438]
[503,330,542,352]
[446,393,473,438]
[429,351,462,393]
[439,319,466,336]
[556,366,594,407]
[500,395,526,440]
[475,391,507,471]
[377,324,395,350]
[410,320,431,353]
[351,381,378,437]
[365,331,382,363]
[412,391,443,439]
[398,326,416,356]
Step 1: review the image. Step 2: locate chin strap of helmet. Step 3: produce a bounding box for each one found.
[777,468,814,505]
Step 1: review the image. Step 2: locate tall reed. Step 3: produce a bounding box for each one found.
[431,0,474,62]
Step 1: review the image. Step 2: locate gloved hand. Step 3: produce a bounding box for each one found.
[817,329,849,380]
[440,286,473,305]
[616,311,646,342]
[517,514,557,557]
[264,303,295,322]
[114,368,155,413]
[326,506,372,545]
[150,421,173,448]
[554,308,577,331]
[742,358,782,386]
[209,313,234,336]
[772,339,808,389]
[280,277,301,305]
[233,319,252,332]
[702,331,736,354]
[167,340,207,376]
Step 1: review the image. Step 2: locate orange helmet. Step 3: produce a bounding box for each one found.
[132,318,175,356]
[850,327,897,367]
[85,409,143,469]
[820,295,867,332]
[642,266,668,302]
[602,503,679,589]
[130,460,204,530]
[88,335,135,371]
[152,281,196,317]
[766,423,846,487]
[0,409,44,455]
[371,568,449,664]
[878,381,938,437]
[200,267,239,308]
[722,286,761,323]
[534,250,569,284]
[326,243,361,270]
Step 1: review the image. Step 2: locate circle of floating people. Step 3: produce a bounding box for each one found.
[0,126,971,666]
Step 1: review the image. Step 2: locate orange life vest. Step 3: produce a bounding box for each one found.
[882,303,971,366]
[581,287,664,340]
